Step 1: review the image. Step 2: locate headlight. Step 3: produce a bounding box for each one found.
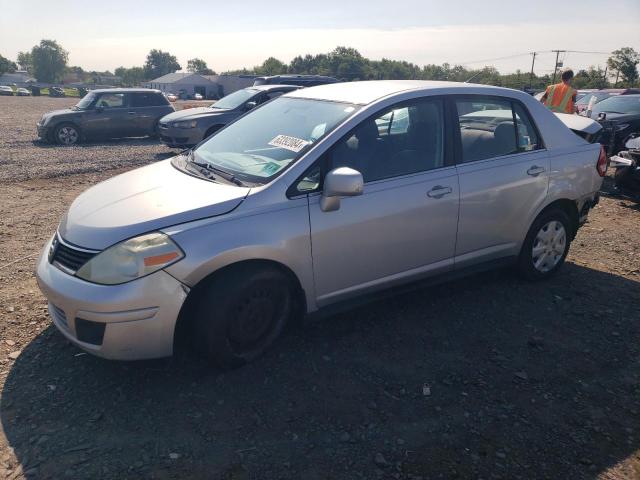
[614,123,630,132]
[76,232,184,285]
[172,120,197,129]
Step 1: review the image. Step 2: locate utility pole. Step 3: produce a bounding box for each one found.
[529,51,537,89]
[551,49,565,84]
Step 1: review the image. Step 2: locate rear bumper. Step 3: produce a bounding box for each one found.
[35,236,189,360]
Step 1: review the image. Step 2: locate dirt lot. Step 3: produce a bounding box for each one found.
[0,95,639,480]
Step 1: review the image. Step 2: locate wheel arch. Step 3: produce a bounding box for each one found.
[535,198,579,239]
[204,124,224,139]
[173,258,307,351]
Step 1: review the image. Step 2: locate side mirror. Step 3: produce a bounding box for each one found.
[245,101,258,110]
[320,167,364,212]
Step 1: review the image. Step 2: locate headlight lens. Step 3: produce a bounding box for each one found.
[76,232,184,285]
[614,123,630,132]
[172,120,197,129]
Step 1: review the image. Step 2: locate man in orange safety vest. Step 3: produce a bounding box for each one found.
[540,69,577,114]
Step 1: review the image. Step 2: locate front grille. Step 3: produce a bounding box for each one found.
[49,303,69,331]
[50,236,97,273]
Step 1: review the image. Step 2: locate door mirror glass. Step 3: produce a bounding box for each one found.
[245,101,258,110]
[320,167,363,212]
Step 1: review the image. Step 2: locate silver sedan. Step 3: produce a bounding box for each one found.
[37,80,605,367]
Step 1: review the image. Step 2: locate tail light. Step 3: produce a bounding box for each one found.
[596,144,608,177]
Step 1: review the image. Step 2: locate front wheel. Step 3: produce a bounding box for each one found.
[518,209,572,280]
[54,123,80,145]
[193,265,293,369]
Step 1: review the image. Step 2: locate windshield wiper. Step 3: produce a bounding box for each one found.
[185,150,248,187]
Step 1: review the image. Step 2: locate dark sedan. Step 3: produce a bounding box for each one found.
[37,88,175,145]
[590,94,640,154]
[158,84,301,148]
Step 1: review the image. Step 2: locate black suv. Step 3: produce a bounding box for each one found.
[37,88,175,145]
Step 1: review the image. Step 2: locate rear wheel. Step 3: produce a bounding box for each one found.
[54,123,80,146]
[193,265,293,369]
[518,209,571,280]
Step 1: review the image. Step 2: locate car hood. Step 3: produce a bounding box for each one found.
[590,112,639,122]
[42,108,76,120]
[59,158,249,250]
[160,107,232,122]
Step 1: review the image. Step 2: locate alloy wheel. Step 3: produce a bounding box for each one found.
[57,126,79,145]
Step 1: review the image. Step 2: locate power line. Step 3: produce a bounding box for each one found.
[457,52,532,65]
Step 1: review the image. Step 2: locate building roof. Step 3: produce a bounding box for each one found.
[148,72,213,84]
[286,80,502,105]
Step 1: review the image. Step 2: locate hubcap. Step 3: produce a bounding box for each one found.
[532,220,566,273]
[58,126,78,145]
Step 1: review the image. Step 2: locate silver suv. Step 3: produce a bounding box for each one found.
[36,81,605,368]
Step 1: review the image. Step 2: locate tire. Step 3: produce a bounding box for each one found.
[518,208,572,281]
[54,123,80,146]
[192,265,293,369]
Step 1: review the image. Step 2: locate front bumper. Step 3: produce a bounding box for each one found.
[35,236,189,360]
[36,123,50,140]
[158,125,204,148]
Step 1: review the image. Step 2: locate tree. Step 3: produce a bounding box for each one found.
[143,49,181,79]
[17,51,32,72]
[31,39,68,83]
[255,57,287,76]
[114,66,145,87]
[608,47,639,87]
[187,58,215,75]
[0,54,17,75]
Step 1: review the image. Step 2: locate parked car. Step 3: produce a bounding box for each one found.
[158,84,301,148]
[37,88,175,145]
[165,92,178,102]
[16,87,30,96]
[576,88,640,115]
[48,86,66,97]
[0,86,13,96]
[193,93,204,100]
[590,94,640,154]
[253,75,339,87]
[36,80,604,366]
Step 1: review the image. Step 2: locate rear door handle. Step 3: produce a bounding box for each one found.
[527,165,546,176]
[427,185,453,199]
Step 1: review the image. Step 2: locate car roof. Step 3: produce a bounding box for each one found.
[89,88,163,94]
[285,80,506,105]
[247,84,302,92]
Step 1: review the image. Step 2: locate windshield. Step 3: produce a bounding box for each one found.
[576,92,615,106]
[194,97,359,184]
[211,88,258,110]
[592,96,640,115]
[75,92,97,110]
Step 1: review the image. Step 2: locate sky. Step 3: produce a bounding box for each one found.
[1,0,639,75]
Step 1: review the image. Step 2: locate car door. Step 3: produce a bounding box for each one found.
[452,96,550,268]
[130,92,167,135]
[305,97,460,306]
[91,92,132,138]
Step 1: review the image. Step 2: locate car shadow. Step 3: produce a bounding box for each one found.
[1,263,639,479]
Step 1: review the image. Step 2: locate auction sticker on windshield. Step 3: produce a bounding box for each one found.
[268,135,310,153]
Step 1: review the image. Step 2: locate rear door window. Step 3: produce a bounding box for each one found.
[455,97,541,163]
[132,92,167,107]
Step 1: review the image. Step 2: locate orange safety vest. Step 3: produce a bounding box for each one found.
[543,83,576,114]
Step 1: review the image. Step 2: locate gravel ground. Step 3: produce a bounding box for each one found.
[0,96,208,183]
[0,96,639,480]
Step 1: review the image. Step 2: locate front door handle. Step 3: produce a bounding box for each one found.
[427,185,452,199]
[527,165,546,176]
[127,111,136,115]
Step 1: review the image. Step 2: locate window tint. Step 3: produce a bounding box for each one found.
[456,98,518,163]
[329,99,445,182]
[132,92,166,107]
[513,103,540,151]
[96,93,126,108]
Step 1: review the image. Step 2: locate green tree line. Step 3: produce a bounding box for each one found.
[2,41,638,90]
